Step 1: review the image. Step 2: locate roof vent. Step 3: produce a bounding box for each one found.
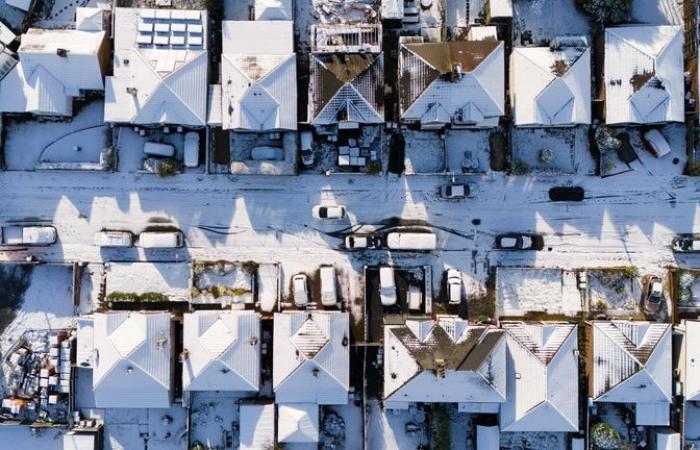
[126,366,134,374]
[123,58,130,66]
[435,358,445,379]
[342,336,348,347]
[249,336,259,346]
[451,64,463,81]
[56,48,69,57]
[312,368,320,378]
[179,349,189,362]
[126,87,138,96]
[155,334,168,350]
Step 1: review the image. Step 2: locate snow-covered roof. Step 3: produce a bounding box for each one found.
[0,26,106,115]
[604,26,683,124]
[399,39,504,128]
[93,312,172,408]
[683,320,700,401]
[511,45,591,126]
[104,8,208,127]
[240,404,275,450]
[221,21,296,131]
[488,0,512,18]
[384,317,506,406]
[500,323,578,432]
[277,403,319,443]
[75,7,104,32]
[273,311,350,405]
[105,262,190,302]
[63,432,96,450]
[308,52,384,126]
[589,321,672,404]
[182,310,260,392]
[255,0,292,20]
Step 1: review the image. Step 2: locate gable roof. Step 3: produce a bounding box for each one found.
[221,21,296,131]
[590,321,672,403]
[273,311,350,405]
[254,0,292,20]
[604,25,683,124]
[511,46,591,126]
[92,312,172,408]
[500,323,578,432]
[384,317,506,404]
[684,320,700,402]
[182,311,260,392]
[309,53,384,125]
[277,403,319,443]
[399,39,504,127]
[104,8,208,127]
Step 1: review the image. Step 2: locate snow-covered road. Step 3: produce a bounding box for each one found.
[0,171,697,273]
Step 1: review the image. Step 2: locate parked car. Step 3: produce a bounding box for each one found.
[251,146,284,161]
[320,266,337,307]
[1,225,56,246]
[300,131,314,166]
[184,132,200,168]
[672,234,700,252]
[292,274,309,306]
[379,266,397,306]
[407,285,422,311]
[495,233,543,250]
[440,183,476,199]
[94,230,133,248]
[446,269,462,304]
[386,232,437,251]
[642,275,664,315]
[137,231,184,248]
[144,142,175,157]
[344,234,379,250]
[549,186,584,202]
[313,205,346,220]
[642,129,671,158]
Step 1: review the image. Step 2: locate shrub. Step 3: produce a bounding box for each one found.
[511,161,529,175]
[366,161,382,175]
[591,422,623,449]
[156,158,179,177]
[577,0,632,25]
[687,160,700,176]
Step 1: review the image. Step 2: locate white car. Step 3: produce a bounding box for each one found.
[379,266,397,306]
[292,274,309,306]
[446,269,462,304]
[440,183,476,199]
[320,266,337,307]
[408,285,422,311]
[184,132,200,167]
[94,231,133,247]
[313,205,346,220]
[1,225,57,246]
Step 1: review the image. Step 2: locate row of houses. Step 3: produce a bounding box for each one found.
[75,309,695,443]
[0,7,686,130]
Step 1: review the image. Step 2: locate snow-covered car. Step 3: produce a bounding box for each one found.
[292,274,309,306]
[385,232,437,250]
[251,146,284,161]
[320,266,337,307]
[446,269,462,304]
[313,205,346,220]
[642,276,664,315]
[379,266,397,306]
[184,132,200,168]
[94,230,133,247]
[138,231,184,248]
[144,142,175,157]
[407,285,422,311]
[1,225,57,246]
[672,234,700,252]
[642,129,671,158]
[495,233,543,250]
[440,183,475,199]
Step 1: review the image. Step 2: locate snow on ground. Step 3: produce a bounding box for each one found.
[445,129,491,174]
[512,0,591,46]
[101,406,188,450]
[678,270,700,308]
[324,403,363,450]
[78,263,103,314]
[189,392,241,450]
[500,431,568,449]
[367,400,428,450]
[497,267,581,316]
[104,262,191,302]
[32,0,110,28]
[0,425,63,450]
[0,264,74,354]
[685,401,700,445]
[114,127,204,174]
[512,126,594,175]
[588,269,641,314]
[632,0,682,25]
[624,124,687,177]
[4,99,108,171]
[404,129,445,174]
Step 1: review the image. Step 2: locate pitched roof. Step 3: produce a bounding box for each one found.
[182,311,260,392]
[384,317,506,404]
[92,312,172,408]
[277,403,319,443]
[104,8,208,126]
[604,25,683,124]
[273,311,350,405]
[684,320,700,402]
[309,53,384,125]
[239,404,275,450]
[500,323,579,432]
[590,321,672,403]
[254,0,292,20]
[399,39,504,127]
[510,46,591,126]
[221,21,296,131]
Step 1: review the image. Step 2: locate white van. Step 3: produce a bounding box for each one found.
[320,266,337,307]
[1,225,57,246]
[94,231,133,247]
[386,232,437,251]
[137,231,184,248]
[144,142,175,157]
[379,266,397,306]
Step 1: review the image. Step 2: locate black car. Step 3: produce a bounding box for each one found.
[673,234,700,252]
[495,233,544,250]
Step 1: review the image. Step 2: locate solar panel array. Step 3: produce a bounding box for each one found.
[136,9,204,48]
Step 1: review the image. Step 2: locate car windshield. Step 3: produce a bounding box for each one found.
[319,207,328,218]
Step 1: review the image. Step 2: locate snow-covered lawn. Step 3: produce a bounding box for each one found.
[512,0,591,46]
[3,99,109,171]
[500,431,568,450]
[189,392,241,450]
[366,401,428,450]
[0,264,74,354]
[105,262,191,303]
[0,426,63,450]
[512,126,594,175]
[445,129,491,174]
[102,406,187,450]
[324,403,363,449]
[496,268,582,316]
[588,269,641,314]
[404,129,445,175]
[685,401,700,445]
[632,0,682,25]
